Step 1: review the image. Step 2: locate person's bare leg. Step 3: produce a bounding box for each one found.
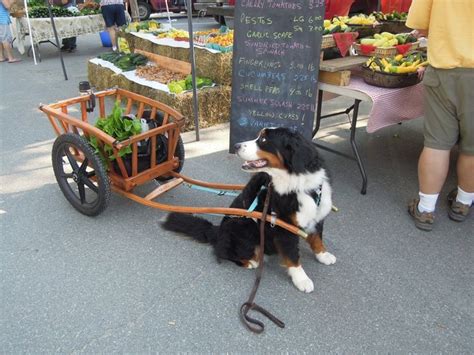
[2,41,20,62]
[107,26,117,50]
[457,153,474,193]
[0,43,5,61]
[418,147,451,194]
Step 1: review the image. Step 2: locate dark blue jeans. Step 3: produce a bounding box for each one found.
[62,37,76,48]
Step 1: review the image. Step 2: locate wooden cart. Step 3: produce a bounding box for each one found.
[39,88,307,238]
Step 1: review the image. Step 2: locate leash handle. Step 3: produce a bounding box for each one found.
[240,302,285,334]
[239,183,285,333]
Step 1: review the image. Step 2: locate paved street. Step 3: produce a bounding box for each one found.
[1,17,473,353]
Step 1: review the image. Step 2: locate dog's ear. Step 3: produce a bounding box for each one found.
[280,133,319,173]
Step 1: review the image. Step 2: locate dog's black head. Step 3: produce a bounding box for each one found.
[234,128,322,175]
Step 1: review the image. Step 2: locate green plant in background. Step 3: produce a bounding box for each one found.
[88,101,142,164]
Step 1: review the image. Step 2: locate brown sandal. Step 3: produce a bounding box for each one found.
[447,189,471,222]
[408,198,434,231]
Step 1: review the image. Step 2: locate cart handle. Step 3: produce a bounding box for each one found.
[113,187,309,239]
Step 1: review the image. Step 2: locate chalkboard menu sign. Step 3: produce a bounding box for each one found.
[229,0,326,151]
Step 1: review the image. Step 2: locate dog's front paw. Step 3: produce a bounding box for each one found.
[288,266,314,293]
[246,259,259,269]
[315,251,337,265]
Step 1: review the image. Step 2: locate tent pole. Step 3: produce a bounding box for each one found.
[46,0,68,80]
[23,0,37,65]
[186,0,200,141]
[164,0,172,28]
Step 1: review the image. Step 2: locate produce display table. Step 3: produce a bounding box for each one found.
[15,14,105,55]
[315,76,425,194]
[121,31,232,85]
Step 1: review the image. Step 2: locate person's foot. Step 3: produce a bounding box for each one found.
[408,198,435,231]
[0,57,7,62]
[447,189,471,222]
[8,58,21,63]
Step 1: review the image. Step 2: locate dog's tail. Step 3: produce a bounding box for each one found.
[161,213,218,245]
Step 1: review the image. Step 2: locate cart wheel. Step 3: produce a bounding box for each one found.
[156,136,185,181]
[52,133,111,216]
[142,110,185,181]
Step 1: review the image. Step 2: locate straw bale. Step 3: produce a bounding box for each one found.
[87,61,231,131]
[87,61,121,90]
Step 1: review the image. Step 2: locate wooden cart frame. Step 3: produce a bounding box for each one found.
[40,88,308,239]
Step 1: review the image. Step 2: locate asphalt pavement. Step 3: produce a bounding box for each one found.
[0,17,473,353]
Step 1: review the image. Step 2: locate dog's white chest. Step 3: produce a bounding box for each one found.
[295,182,332,233]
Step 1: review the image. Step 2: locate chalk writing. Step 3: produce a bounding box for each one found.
[230,0,325,150]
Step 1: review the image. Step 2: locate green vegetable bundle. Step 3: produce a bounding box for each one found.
[97,52,148,71]
[29,6,72,18]
[372,11,408,22]
[28,5,101,18]
[167,75,213,94]
[88,101,142,163]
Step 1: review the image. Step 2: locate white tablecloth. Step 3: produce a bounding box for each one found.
[15,14,105,54]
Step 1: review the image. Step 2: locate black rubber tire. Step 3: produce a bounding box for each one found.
[137,1,151,20]
[52,133,111,216]
[156,134,185,181]
[142,110,185,181]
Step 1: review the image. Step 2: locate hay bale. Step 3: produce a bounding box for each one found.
[88,61,121,90]
[87,61,231,131]
[195,48,233,86]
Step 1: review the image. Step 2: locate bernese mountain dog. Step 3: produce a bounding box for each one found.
[162,127,335,293]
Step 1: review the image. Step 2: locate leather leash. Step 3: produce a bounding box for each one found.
[240,183,285,333]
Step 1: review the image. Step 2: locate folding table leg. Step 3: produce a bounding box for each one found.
[349,100,368,195]
[312,96,368,195]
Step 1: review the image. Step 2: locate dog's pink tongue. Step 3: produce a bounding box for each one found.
[242,159,267,169]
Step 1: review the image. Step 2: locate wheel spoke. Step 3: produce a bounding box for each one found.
[87,170,96,178]
[78,181,86,204]
[64,148,79,171]
[79,158,89,175]
[60,173,74,179]
[82,177,98,193]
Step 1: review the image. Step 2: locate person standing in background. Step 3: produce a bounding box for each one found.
[100,0,126,52]
[406,0,473,231]
[51,0,78,52]
[0,0,21,62]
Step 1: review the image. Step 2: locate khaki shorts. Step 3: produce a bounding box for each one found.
[422,66,474,155]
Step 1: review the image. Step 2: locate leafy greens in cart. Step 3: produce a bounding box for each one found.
[88,101,142,164]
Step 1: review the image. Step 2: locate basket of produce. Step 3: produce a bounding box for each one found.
[346,14,381,38]
[354,32,418,57]
[322,17,353,49]
[193,28,219,46]
[362,52,428,88]
[321,35,336,49]
[372,11,410,34]
[205,26,234,53]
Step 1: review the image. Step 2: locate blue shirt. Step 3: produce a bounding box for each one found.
[0,1,11,25]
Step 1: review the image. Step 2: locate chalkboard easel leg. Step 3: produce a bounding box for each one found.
[312,90,324,137]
